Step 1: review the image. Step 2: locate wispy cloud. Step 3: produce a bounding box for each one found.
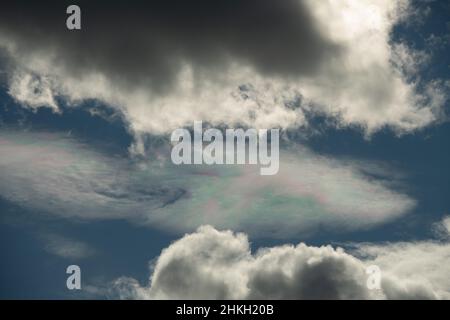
[41,233,95,259]
[0,130,415,238]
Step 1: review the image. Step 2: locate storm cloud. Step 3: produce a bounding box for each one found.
[0,0,337,92]
[1,0,445,139]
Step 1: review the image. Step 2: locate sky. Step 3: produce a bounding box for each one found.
[0,0,449,299]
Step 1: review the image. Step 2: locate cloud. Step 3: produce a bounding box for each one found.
[0,0,336,86]
[0,130,415,237]
[351,221,450,299]
[8,71,59,111]
[113,225,372,300]
[147,145,416,237]
[41,233,95,259]
[433,215,450,239]
[0,0,446,142]
[112,219,450,300]
[350,216,450,299]
[0,130,184,221]
[443,216,450,233]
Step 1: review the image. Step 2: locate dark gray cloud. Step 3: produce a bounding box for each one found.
[0,47,12,84]
[0,0,338,93]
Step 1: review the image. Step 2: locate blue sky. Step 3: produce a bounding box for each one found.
[0,0,450,299]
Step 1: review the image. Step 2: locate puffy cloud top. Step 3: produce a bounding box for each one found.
[113,223,450,300]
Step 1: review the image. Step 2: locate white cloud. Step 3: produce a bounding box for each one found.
[292,0,445,135]
[1,0,446,147]
[8,71,58,111]
[0,131,415,238]
[352,241,450,299]
[113,225,372,300]
[112,219,450,300]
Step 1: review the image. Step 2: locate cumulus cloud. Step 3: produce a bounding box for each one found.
[113,225,372,300]
[112,219,450,300]
[0,130,415,237]
[351,216,450,299]
[0,0,446,143]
